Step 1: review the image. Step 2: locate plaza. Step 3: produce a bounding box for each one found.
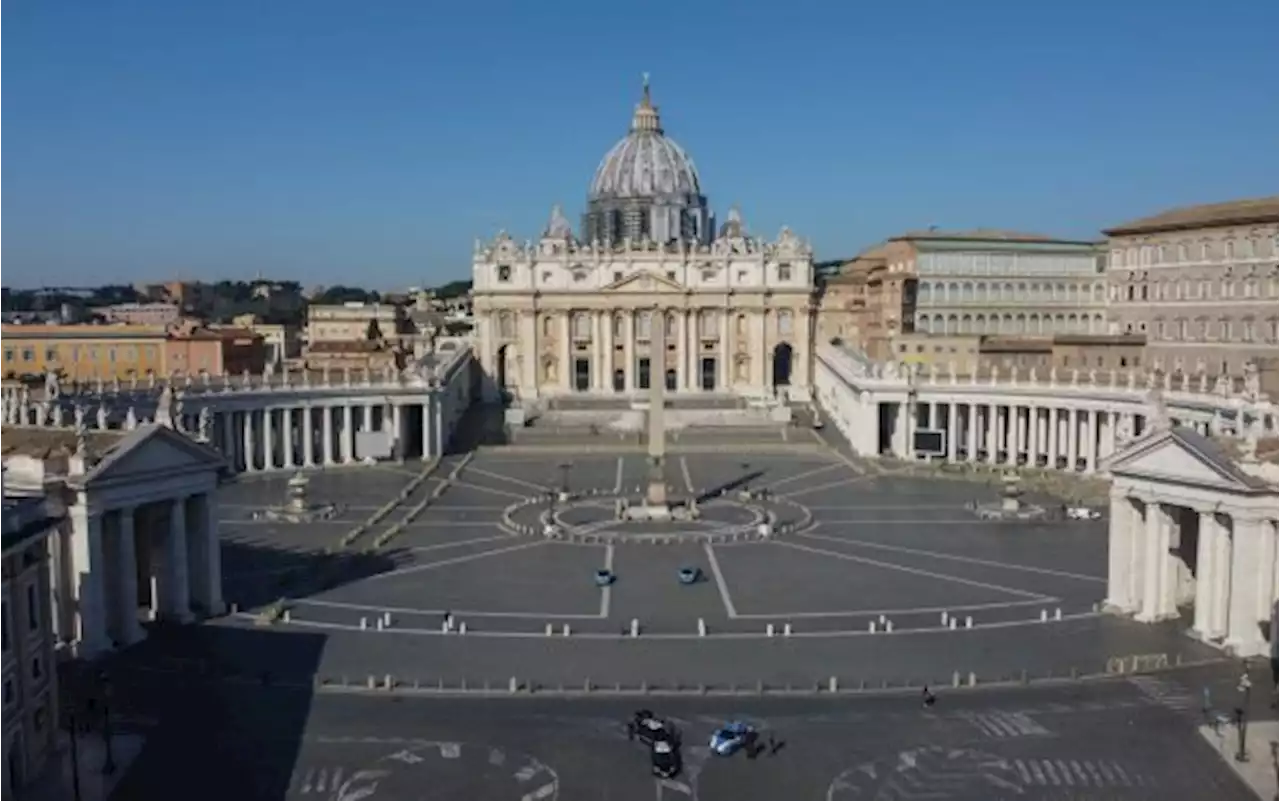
[208,445,1218,689]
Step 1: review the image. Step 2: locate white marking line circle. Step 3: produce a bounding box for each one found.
[826,746,1022,801]
[334,742,559,801]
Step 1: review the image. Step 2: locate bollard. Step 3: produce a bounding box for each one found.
[376,618,384,631]
[952,670,961,688]
[885,620,894,633]
[1039,609,1048,622]
[967,672,977,687]
[360,617,368,630]
[508,677,518,693]
[583,679,592,692]
[948,618,957,630]
[366,675,376,689]
[230,602,239,614]
[868,621,877,633]
[940,611,949,626]
[562,623,571,637]
[385,674,394,689]
[630,618,640,637]
[828,676,838,693]
[697,618,707,637]
[878,614,887,624]
[459,622,468,634]
[766,623,775,637]
[546,623,554,636]
[383,611,393,627]
[441,621,449,633]
[783,623,792,637]
[965,616,973,629]
[1053,607,1062,621]
[282,609,291,623]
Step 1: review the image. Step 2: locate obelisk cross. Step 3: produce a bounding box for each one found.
[646,307,668,506]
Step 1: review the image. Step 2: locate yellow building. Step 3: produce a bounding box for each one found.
[1,325,168,381]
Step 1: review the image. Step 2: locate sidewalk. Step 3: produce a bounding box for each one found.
[24,732,145,801]
[1199,719,1278,801]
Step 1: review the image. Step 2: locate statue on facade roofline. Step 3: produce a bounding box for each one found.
[1145,385,1172,433]
[197,406,213,443]
[1242,360,1261,401]
[125,406,138,430]
[50,404,63,428]
[95,403,108,430]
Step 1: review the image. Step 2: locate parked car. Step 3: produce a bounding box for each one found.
[630,710,678,747]
[595,569,615,586]
[650,739,682,778]
[677,566,701,584]
[709,721,756,756]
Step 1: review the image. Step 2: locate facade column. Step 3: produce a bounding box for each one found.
[1137,501,1177,622]
[322,406,334,465]
[718,310,730,391]
[263,407,275,470]
[115,506,145,645]
[623,312,635,391]
[69,502,111,656]
[946,402,958,461]
[1105,492,1135,612]
[675,310,687,392]
[390,404,403,461]
[560,312,573,393]
[161,497,193,623]
[195,493,224,615]
[242,411,258,472]
[1224,515,1269,655]
[341,403,355,463]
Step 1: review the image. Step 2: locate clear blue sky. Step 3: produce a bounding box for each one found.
[3,0,1276,289]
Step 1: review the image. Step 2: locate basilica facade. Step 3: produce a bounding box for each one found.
[472,79,815,404]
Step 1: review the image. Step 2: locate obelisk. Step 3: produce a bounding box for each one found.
[645,307,668,507]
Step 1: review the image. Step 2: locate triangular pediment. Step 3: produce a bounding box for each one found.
[80,424,225,485]
[603,270,684,293]
[1105,427,1264,493]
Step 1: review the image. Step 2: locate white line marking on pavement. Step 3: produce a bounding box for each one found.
[779,476,877,499]
[406,534,514,553]
[772,540,1053,600]
[521,783,556,801]
[765,462,844,490]
[679,457,695,494]
[613,457,624,493]
[450,481,528,500]
[703,543,739,618]
[300,767,315,793]
[600,545,614,618]
[365,540,550,582]
[730,596,1055,619]
[466,466,551,492]
[797,531,1106,583]
[404,521,503,528]
[292,596,606,619]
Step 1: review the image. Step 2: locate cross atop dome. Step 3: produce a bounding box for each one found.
[630,72,662,134]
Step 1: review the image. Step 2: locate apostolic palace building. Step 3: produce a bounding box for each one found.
[471,78,815,404]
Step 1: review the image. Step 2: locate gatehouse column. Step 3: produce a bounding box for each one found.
[1210,514,1232,638]
[1105,492,1135,612]
[194,493,224,615]
[1224,515,1270,656]
[115,506,144,645]
[1192,510,1219,638]
[161,497,193,623]
[1137,501,1177,622]
[69,502,111,656]
[242,411,258,472]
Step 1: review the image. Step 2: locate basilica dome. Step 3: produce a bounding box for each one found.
[588,78,702,200]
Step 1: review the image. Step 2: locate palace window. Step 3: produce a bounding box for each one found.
[664,313,675,338]
[637,312,652,340]
[777,263,792,281]
[698,310,718,338]
[572,313,591,339]
[496,264,511,282]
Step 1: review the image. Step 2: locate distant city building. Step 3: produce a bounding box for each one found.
[1103,196,1279,379]
[306,303,404,344]
[472,79,814,401]
[99,302,181,327]
[231,315,302,366]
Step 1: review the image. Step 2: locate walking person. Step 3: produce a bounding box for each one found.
[921,685,936,708]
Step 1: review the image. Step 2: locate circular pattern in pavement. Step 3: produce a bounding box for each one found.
[334,742,559,801]
[825,746,1023,801]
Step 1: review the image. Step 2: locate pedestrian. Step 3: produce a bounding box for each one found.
[921,685,936,708]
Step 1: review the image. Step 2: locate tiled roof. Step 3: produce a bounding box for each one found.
[1103,196,1279,236]
[1,427,126,459]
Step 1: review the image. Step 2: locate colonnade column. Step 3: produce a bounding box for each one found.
[221,414,236,469]
[1066,409,1079,471]
[161,498,192,623]
[263,407,275,470]
[985,404,998,462]
[322,406,335,464]
[242,411,258,472]
[965,404,978,459]
[282,409,295,468]
[390,404,403,461]
[1083,410,1098,473]
[302,406,315,466]
[1047,408,1059,468]
[341,404,355,463]
[116,506,144,645]
[1028,406,1040,465]
[945,403,958,461]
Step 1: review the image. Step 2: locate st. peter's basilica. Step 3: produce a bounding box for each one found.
[471,77,815,404]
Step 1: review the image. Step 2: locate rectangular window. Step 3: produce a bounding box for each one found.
[27,583,39,630]
[45,348,57,362]
[778,265,792,281]
[21,348,34,362]
[31,655,42,681]
[701,269,715,282]
[613,272,623,283]
[665,271,676,281]
[3,348,13,362]
[108,346,118,362]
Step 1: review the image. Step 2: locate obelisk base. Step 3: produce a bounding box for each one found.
[645,456,668,506]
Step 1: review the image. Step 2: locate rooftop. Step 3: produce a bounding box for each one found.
[0,427,126,460]
[890,229,1097,246]
[1103,196,1279,237]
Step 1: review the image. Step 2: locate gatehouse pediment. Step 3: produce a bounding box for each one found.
[77,424,226,487]
[1105,426,1270,494]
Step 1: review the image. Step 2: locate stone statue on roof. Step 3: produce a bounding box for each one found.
[155,385,175,428]
[1145,386,1172,434]
[44,370,60,400]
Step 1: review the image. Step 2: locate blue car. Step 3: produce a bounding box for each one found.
[595,569,615,587]
[677,566,701,585]
[708,721,756,756]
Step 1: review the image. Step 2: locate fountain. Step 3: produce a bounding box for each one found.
[1000,471,1024,513]
[253,471,342,522]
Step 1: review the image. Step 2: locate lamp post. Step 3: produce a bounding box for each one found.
[740,462,751,495]
[99,671,117,776]
[558,462,572,498]
[1235,669,1253,763]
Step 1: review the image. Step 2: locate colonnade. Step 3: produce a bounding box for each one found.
[67,492,222,658]
[1105,491,1278,657]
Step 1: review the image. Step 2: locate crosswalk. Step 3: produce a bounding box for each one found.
[1011,757,1150,789]
[288,765,347,796]
[957,710,1051,738]
[1128,674,1201,714]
